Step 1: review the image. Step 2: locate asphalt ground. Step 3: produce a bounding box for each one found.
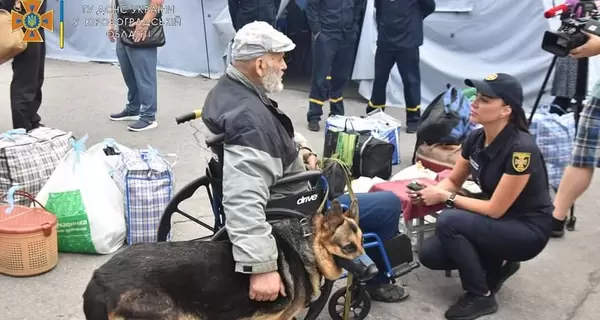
[1,59,600,320]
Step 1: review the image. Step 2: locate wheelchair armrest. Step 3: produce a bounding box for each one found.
[273,171,322,188]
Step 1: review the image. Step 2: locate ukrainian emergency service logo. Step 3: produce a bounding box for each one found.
[11,0,54,43]
[485,73,498,81]
[512,152,531,173]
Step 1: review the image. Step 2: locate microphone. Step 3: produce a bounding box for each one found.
[544,3,570,18]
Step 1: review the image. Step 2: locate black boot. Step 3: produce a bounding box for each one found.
[444,292,498,320]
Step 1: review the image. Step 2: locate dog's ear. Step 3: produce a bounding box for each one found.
[324,199,345,231]
[329,199,343,216]
[344,199,358,221]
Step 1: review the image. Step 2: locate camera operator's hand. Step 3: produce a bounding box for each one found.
[570,31,600,58]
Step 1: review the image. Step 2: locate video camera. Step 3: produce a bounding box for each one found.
[542,0,600,57]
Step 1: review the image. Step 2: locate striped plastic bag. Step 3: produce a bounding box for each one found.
[112,147,177,245]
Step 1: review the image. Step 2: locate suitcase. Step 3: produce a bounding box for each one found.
[414,143,462,173]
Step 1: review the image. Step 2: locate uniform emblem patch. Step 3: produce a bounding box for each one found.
[485,73,498,81]
[512,152,531,173]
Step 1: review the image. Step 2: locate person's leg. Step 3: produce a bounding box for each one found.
[419,234,519,295]
[10,38,44,131]
[125,46,159,131]
[110,41,142,121]
[328,31,358,118]
[551,99,600,237]
[29,23,46,129]
[551,96,571,113]
[336,191,410,303]
[435,209,549,320]
[394,47,422,133]
[365,46,396,114]
[307,32,337,131]
[418,233,457,271]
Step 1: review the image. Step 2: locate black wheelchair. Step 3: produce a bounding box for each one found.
[156,111,420,320]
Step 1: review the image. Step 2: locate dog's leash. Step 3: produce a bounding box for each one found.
[319,157,358,320]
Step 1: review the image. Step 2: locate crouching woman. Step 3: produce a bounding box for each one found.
[409,73,553,320]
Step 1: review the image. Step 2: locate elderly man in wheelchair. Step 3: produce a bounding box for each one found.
[158,22,418,318]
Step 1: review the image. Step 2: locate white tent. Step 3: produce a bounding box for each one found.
[44,0,600,111]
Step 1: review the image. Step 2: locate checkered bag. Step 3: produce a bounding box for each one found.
[112,146,177,244]
[0,127,72,206]
[528,104,576,189]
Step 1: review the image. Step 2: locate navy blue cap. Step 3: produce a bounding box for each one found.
[464,73,524,110]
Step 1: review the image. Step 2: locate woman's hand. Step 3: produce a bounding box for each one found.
[407,183,451,206]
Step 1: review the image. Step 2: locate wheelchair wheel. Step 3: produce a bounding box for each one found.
[327,286,371,320]
[157,176,216,242]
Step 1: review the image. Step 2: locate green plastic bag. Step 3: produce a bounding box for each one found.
[334,131,358,168]
[44,190,97,254]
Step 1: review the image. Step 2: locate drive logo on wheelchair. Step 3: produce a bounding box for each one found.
[297,193,319,205]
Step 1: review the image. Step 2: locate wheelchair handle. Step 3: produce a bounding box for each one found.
[205,133,226,148]
[176,110,202,125]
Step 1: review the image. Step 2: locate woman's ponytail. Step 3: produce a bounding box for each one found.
[510,105,530,133]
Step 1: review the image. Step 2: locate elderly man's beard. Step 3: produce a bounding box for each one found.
[261,65,284,94]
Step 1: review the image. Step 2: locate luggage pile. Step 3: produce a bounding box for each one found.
[322,111,401,182]
[527,104,575,190]
[0,127,177,265]
[412,84,478,172]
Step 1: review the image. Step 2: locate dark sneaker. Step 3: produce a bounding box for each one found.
[308,120,320,132]
[444,292,498,320]
[405,122,419,134]
[127,120,158,132]
[551,216,566,238]
[110,111,140,121]
[366,283,409,303]
[487,262,521,294]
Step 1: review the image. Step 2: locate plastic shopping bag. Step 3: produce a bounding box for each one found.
[35,136,126,254]
[112,146,177,244]
[87,138,133,178]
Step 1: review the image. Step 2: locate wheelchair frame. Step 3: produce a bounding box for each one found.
[157,113,419,320]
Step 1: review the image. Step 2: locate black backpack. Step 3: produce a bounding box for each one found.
[352,133,394,180]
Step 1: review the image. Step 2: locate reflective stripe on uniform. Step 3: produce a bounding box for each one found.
[309,98,325,105]
[368,101,385,108]
[406,104,421,112]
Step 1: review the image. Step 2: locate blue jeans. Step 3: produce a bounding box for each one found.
[337,191,402,286]
[116,41,158,122]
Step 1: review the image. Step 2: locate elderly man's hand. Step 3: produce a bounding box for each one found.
[305,154,319,170]
[570,32,600,58]
[299,147,319,170]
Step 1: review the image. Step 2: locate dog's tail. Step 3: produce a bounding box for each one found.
[82,276,111,320]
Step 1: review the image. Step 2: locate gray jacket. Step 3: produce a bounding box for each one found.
[201,67,308,274]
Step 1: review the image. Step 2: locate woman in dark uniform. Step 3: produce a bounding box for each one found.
[410,73,553,320]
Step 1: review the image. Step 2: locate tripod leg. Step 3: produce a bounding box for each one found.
[529,56,558,124]
[565,57,589,232]
[566,205,576,231]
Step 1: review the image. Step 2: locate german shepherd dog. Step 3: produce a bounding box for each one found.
[82,199,376,320]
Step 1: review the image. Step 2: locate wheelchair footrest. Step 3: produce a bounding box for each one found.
[383,233,414,267]
[392,261,420,279]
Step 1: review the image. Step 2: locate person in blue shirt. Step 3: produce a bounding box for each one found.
[106,0,164,132]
